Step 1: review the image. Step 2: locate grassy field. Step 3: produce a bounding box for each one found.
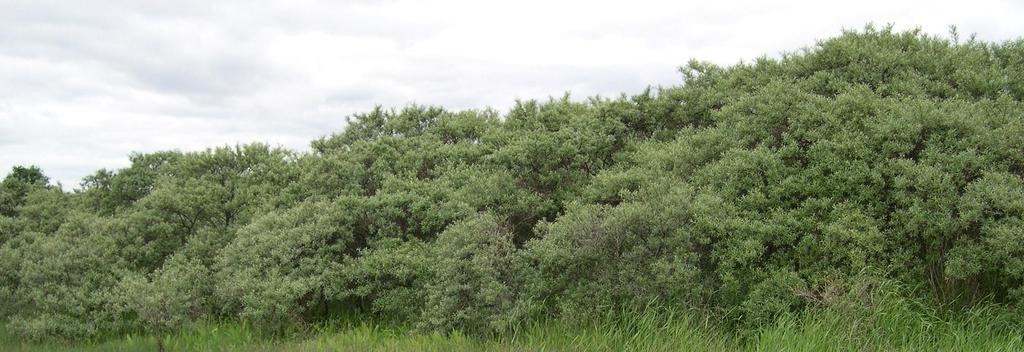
[4,299,1023,352]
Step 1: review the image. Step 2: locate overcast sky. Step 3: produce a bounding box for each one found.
[2,0,1023,187]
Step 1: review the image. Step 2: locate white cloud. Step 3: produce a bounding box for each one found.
[1,0,1022,187]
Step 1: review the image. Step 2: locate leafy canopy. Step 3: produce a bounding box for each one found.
[1,25,1023,340]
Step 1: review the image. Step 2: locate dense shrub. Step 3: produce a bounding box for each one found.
[420,213,518,334]
[0,26,1022,340]
[214,199,354,332]
[5,215,122,340]
[339,238,432,321]
[520,192,705,321]
[115,253,210,338]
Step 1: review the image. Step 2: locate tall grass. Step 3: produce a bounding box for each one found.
[753,281,1024,352]
[3,295,1021,351]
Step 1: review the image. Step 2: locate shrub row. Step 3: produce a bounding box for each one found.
[1,26,1023,340]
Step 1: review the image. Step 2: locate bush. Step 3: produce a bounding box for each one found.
[520,187,705,321]
[340,238,432,321]
[2,26,1024,340]
[214,200,354,332]
[115,253,210,341]
[5,215,122,340]
[420,213,518,334]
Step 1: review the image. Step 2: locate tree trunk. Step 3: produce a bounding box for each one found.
[320,285,328,318]
[157,329,165,352]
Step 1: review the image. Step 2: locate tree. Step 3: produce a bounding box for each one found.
[0,166,50,217]
[116,254,209,352]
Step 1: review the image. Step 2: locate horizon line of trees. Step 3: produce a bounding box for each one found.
[2,25,1023,341]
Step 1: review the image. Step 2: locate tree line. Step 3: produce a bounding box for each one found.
[1,26,1023,340]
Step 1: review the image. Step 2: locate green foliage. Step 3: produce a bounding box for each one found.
[420,213,517,334]
[0,166,50,217]
[520,194,704,321]
[5,294,1024,351]
[5,215,122,340]
[79,151,180,215]
[339,238,432,321]
[115,254,210,336]
[2,25,1024,343]
[214,199,353,332]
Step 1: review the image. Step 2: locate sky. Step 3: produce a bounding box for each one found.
[2,0,1023,187]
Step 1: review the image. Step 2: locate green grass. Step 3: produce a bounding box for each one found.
[3,302,1022,351]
